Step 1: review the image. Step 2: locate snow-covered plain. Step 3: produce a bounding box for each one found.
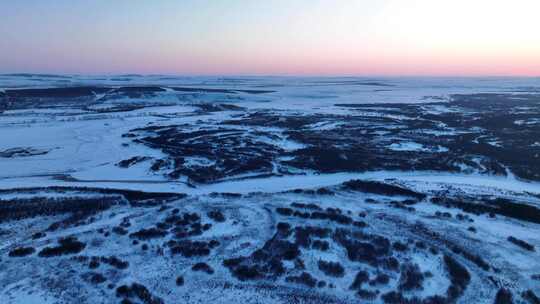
[1,75,540,304]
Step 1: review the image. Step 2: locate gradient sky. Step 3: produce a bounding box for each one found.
[1,0,539,76]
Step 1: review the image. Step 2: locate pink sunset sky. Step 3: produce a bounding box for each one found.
[1,0,539,76]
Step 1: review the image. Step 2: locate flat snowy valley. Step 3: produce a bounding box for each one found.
[1,74,540,304]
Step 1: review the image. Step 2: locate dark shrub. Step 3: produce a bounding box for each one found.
[291,202,322,210]
[312,240,329,251]
[113,226,128,235]
[370,273,390,286]
[317,260,345,277]
[130,228,167,240]
[357,289,379,300]
[342,180,426,200]
[192,262,214,274]
[452,246,490,271]
[444,255,470,300]
[9,246,35,257]
[224,230,300,281]
[116,283,164,304]
[398,263,424,291]
[276,222,291,237]
[116,285,131,297]
[90,273,107,284]
[155,222,171,230]
[207,210,225,222]
[232,265,263,281]
[294,227,312,248]
[285,272,317,288]
[316,188,334,195]
[131,283,164,304]
[310,211,352,225]
[259,239,300,260]
[415,241,427,249]
[353,221,368,228]
[170,240,211,257]
[101,256,129,269]
[507,236,535,251]
[32,232,46,239]
[276,207,293,216]
[381,257,400,272]
[393,241,408,252]
[0,196,116,222]
[38,237,86,257]
[381,291,423,304]
[176,276,184,286]
[494,288,513,304]
[523,290,540,304]
[350,271,370,290]
[89,258,100,269]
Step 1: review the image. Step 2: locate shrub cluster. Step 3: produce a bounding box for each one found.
[38,237,86,257]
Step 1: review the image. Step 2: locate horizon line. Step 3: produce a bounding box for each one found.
[1,72,539,79]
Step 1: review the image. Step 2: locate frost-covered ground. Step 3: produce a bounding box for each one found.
[1,75,540,304]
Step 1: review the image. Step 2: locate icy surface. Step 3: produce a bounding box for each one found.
[1,76,540,303]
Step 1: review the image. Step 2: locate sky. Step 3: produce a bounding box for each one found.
[0,0,539,76]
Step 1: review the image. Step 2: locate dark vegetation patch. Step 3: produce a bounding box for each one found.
[32,232,46,239]
[0,196,116,223]
[168,240,219,257]
[166,212,209,239]
[294,226,331,248]
[47,209,101,231]
[207,210,226,222]
[317,260,345,277]
[278,206,353,225]
[432,196,540,224]
[494,288,514,304]
[224,229,301,281]
[128,125,281,183]
[191,262,214,274]
[370,273,390,286]
[100,256,129,269]
[381,291,421,304]
[130,228,167,240]
[0,187,184,212]
[332,229,393,268]
[192,103,245,112]
[290,202,322,210]
[444,255,471,301]
[398,263,424,291]
[285,272,318,288]
[116,283,164,304]
[523,290,540,304]
[5,86,110,98]
[341,180,426,200]
[175,276,184,286]
[38,237,86,257]
[507,236,535,251]
[112,226,128,235]
[8,246,35,257]
[393,241,409,252]
[356,289,380,300]
[117,156,152,168]
[86,272,107,284]
[0,147,49,158]
[449,246,490,271]
[350,271,370,290]
[172,86,274,94]
[312,240,330,251]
